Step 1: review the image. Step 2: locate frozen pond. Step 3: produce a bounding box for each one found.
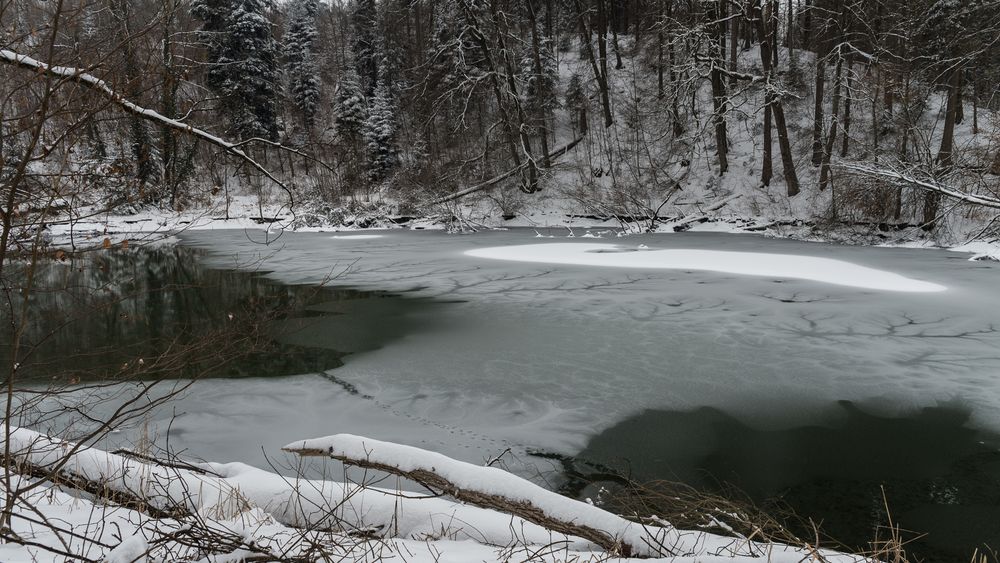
[15,228,1000,560]
[174,229,1000,463]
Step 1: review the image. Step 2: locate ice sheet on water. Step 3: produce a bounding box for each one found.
[161,229,1000,472]
[465,243,947,292]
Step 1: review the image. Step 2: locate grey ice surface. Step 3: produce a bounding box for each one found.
[150,228,1000,475]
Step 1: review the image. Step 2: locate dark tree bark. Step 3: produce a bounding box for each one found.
[610,2,625,70]
[770,0,778,65]
[762,103,774,186]
[819,51,843,191]
[729,7,738,90]
[710,0,729,175]
[840,57,852,157]
[973,76,979,134]
[575,0,614,127]
[811,56,826,166]
[526,0,551,167]
[924,68,962,228]
[657,1,664,98]
[955,70,964,124]
[755,2,799,196]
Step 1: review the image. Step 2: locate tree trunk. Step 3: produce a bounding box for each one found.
[802,0,812,49]
[786,0,794,50]
[924,69,961,229]
[770,0,778,66]
[526,0,551,168]
[762,103,773,186]
[756,2,799,196]
[954,70,964,124]
[772,103,799,196]
[972,77,979,134]
[818,51,843,191]
[811,56,826,166]
[657,4,664,98]
[575,0,613,127]
[710,1,729,175]
[610,14,624,69]
[729,10,738,90]
[667,0,681,136]
[840,57,852,157]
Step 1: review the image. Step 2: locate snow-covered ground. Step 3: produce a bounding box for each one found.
[1,427,866,563]
[42,190,1000,262]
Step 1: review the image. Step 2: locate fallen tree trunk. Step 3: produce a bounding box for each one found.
[671,193,743,231]
[283,433,680,557]
[428,136,584,206]
[1,427,593,548]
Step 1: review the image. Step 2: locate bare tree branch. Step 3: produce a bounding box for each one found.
[839,162,1000,210]
[0,48,296,207]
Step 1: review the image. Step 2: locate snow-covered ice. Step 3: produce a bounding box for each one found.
[465,242,947,292]
[93,227,993,481]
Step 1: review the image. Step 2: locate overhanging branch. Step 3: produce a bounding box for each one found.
[0,48,296,206]
[839,162,1000,210]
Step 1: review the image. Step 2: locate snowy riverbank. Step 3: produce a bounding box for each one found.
[40,193,1000,263]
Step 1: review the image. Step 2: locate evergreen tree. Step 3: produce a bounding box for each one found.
[352,0,379,97]
[565,72,588,133]
[190,0,229,92]
[284,0,321,132]
[363,66,397,184]
[192,0,279,140]
[335,65,367,143]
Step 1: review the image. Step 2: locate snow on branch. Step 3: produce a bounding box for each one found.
[285,434,684,558]
[4,427,867,562]
[283,435,870,561]
[0,48,294,206]
[839,162,1000,210]
[1,426,590,549]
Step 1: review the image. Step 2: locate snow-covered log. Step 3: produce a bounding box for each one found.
[0,427,592,549]
[671,193,744,231]
[3,427,869,562]
[0,49,293,204]
[281,435,870,561]
[284,434,687,557]
[839,162,1000,210]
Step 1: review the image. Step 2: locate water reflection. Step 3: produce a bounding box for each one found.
[567,402,1000,562]
[2,246,427,383]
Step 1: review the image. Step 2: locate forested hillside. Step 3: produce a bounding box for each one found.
[4,0,1000,244]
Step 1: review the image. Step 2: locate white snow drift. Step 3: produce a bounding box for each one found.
[465,243,947,292]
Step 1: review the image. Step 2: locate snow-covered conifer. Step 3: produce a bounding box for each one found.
[565,72,588,133]
[335,65,367,142]
[284,0,320,132]
[352,0,379,97]
[193,0,279,140]
[363,66,396,183]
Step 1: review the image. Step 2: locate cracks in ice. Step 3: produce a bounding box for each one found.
[779,312,998,342]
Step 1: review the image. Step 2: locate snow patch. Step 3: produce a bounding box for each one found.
[331,234,384,240]
[465,243,947,292]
